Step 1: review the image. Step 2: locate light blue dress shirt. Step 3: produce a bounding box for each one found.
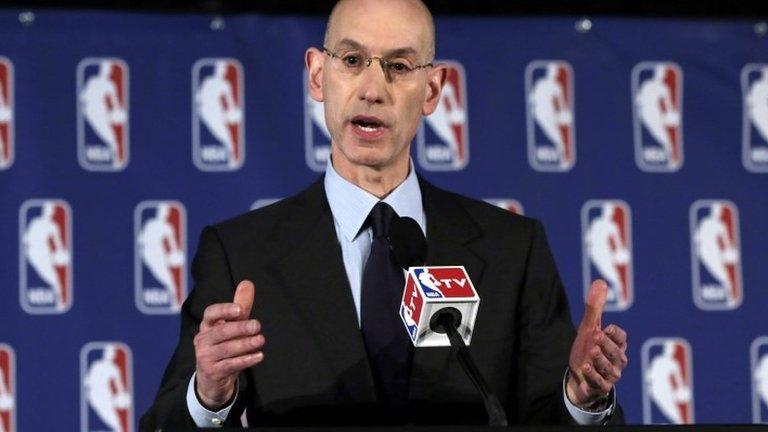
[187,159,611,426]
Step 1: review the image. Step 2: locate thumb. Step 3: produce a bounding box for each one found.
[581,279,607,330]
[233,279,255,320]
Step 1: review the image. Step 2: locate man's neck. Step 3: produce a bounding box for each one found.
[330,151,410,199]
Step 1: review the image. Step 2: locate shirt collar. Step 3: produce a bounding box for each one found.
[324,158,426,242]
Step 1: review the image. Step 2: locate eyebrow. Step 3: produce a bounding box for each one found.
[333,38,419,58]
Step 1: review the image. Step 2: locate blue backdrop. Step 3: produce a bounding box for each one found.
[1,9,767,431]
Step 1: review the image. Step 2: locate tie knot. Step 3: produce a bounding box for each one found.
[368,202,397,238]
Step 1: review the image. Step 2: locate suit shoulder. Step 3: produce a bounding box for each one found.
[427,182,538,234]
[210,178,323,240]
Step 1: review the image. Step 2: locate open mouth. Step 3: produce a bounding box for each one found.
[351,116,385,132]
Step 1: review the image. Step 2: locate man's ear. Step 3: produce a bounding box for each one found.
[422,63,447,116]
[305,47,325,103]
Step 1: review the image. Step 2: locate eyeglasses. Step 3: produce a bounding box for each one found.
[322,46,433,82]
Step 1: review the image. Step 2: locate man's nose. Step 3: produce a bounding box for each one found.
[356,60,390,104]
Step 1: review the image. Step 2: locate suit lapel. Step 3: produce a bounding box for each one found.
[409,177,487,400]
[269,179,377,403]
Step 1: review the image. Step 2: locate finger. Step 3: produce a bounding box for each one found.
[581,280,608,330]
[604,324,627,348]
[595,330,625,372]
[214,352,265,377]
[212,334,266,360]
[201,303,243,330]
[233,280,255,320]
[200,319,261,346]
[581,362,613,396]
[591,346,622,382]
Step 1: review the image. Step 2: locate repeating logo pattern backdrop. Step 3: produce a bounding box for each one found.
[0,10,766,430]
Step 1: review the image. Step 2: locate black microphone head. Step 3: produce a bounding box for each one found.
[388,216,427,269]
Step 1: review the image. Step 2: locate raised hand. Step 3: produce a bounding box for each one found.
[566,280,628,408]
[194,280,265,409]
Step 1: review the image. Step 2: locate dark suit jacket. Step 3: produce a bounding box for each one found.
[140,176,623,430]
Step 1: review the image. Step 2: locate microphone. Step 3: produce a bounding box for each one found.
[388,216,426,268]
[388,217,508,426]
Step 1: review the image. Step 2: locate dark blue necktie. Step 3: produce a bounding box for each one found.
[361,201,413,405]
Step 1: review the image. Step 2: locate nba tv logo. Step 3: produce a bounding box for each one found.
[80,342,132,432]
[19,199,73,314]
[690,200,742,310]
[484,199,524,215]
[742,64,768,172]
[642,338,694,424]
[752,336,768,423]
[417,60,469,171]
[632,62,683,172]
[134,201,186,314]
[581,200,633,311]
[0,57,13,170]
[526,60,575,172]
[77,58,129,171]
[304,69,332,172]
[0,345,15,432]
[192,58,245,171]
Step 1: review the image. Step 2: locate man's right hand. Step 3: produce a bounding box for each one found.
[194,280,265,410]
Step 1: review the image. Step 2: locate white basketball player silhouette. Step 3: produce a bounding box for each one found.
[585,203,630,307]
[0,77,12,163]
[636,65,680,162]
[645,341,691,424]
[0,365,13,432]
[693,203,738,304]
[308,95,331,140]
[84,345,130,432]
[755,354,768,412]
[529,63,572,167]
[23,202,69,309]
[195,61,242,167]
[0,80,9,123]
[80,60,126,166]
[746,67,768,143]
[418,269,442,293]
[426,78,466,163]
[138,204,183,308]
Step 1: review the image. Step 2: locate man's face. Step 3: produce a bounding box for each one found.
[307,0,444,172]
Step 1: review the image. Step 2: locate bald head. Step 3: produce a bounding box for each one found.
[323,0,436,61]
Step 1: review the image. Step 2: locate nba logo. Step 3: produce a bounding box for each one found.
[742,64,768,172]
[77,58,129,171]
[0,57,13,170]
[525,60,576,172]
[751,336,768,423]
[484,199,524,215]
[304,69,332,172]
[0,345,15,432]
[400,275,424,341]
[690,200,742,310]
[192,58,245,171]
[642,338,694,424]
[250,198,281,211]
[417,60,469,171]
[80,342,132,432]
[632,62,684,172]
[134,201,186,314]
[581,200,633,311]
[19,199,73,314]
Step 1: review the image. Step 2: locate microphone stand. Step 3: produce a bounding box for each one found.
[434,311,509,427]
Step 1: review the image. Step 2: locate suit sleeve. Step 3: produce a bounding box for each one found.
[139,226,250,431]
[513,220,624,425]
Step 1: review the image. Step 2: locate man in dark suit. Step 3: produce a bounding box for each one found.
[141,0,628,429]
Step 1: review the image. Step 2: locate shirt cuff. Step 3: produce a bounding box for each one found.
[561,369,616,425]
[186,372,238,428]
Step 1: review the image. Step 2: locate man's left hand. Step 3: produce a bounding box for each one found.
[566,279,628,408]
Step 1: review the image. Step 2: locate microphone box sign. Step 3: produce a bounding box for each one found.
[399,266,480,347]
